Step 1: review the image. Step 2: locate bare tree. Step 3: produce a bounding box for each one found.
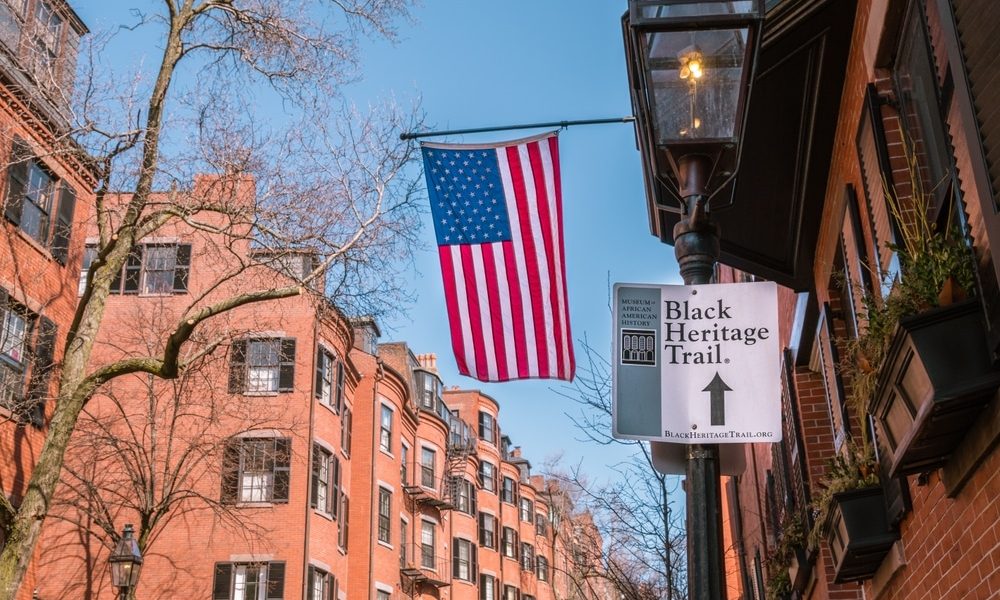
[41,329,304,599]
[553,336,689,600]
[0,1,421,596]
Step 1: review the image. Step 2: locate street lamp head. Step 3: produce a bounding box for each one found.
[624,0,764,205]
[109,524,143,592]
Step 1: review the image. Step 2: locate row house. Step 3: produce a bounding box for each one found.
[33,173,609,600]
[0,0,92,598]
[677,0,1000,599]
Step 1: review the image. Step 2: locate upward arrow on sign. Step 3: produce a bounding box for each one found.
[703,372,733,426]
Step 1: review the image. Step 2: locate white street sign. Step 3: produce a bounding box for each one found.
[612,281,782,444]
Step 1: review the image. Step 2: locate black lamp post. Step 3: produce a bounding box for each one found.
[109,524,143,599]
[624,2,764,600]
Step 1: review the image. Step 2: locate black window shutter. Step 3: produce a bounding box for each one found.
[172,244,191,292]
[329,574,337,600]
[314,348,325,401]
[220,440,240,503]
[344,408,352,455]
[266,562,285,600]
[4,140,28,225]
[340,494,349,549]
[331,455,340,517]
[212,563,232,600]
[470,481,477,515]
[306,566,315,600]
[26,316,56,428]
[310,446,320,509]
[278,338,296,392]
[228,340,247,394]
[334,360,344,413]
[452,538,460,576]
[272,438,291,502]
[478,515,485,545]
[122,245,143,294]
[50,185,76,264]
[472,544,478,579]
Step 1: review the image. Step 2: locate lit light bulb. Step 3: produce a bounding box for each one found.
[689,59,703,79]
[693,118,701,129]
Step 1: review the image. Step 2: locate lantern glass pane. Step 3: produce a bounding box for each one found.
[642,26,748,144]
[637,1,754,19]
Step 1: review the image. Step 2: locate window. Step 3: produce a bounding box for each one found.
[212,562,284,600]
[453,537,477,582]
[502,585,520,600]
[534,513,547,536]
[0,291,54,427]
[13,159,52,244]
[400,519,408,562]
[536,556,549,582]
[455,478,476,515]
[480,574,497,600]
[501,476,517,504]
[376,591,390,600]
[229,338,296,394]
[894,3,953,216]
[340,407,352,456]
[221,438,291,504]
[4,142,78,265]
[311,445,341,516]
[420,447,436,488]
[378,487,392,544]
[0,300,29,410]
[501,527,518,559]
[479,513,497,549]
[78,244,97,295]
[306,566,337,600]
[29,0,61,79]
[478,410,496,443]
[379,404,393,453]
[315,347,345,412]
[519,498,533,522]
[104,243,192,295]
[420,520,436,569]
[479,461,496,493]
[520,543,534,572]
[401,443,409,485]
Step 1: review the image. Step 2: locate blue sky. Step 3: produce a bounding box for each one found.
[74,1,684,482]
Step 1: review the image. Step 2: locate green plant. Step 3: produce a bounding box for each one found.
[809,442,880,545]
[841,138,976,420]
[765,510,807,600]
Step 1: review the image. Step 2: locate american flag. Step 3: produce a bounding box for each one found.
[421,132,575,382]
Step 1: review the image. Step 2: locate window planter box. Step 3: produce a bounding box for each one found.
[825,487,897,583]
[787,544,814,593]
[871,299,1000,477]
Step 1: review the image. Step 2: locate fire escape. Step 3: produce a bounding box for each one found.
[400,375,477,591]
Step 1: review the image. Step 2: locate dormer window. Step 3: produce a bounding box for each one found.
[29,0,61,80]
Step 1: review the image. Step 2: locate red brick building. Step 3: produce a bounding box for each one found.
[32,175,612,600]
[0,1,92,598]
[707,0,1000,599]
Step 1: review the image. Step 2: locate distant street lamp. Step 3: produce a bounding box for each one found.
[109,524,143,599]
[623,3,764,600]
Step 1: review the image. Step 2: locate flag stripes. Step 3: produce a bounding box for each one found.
[424,132,574,382]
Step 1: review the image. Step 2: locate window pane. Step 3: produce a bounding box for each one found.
[247,340,279,392]
[1,310,27,363]
[142,245,177,294]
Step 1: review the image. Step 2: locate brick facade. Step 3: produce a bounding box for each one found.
[0,1,93,598]
[724,1,1000,599]
[29,176,608,600]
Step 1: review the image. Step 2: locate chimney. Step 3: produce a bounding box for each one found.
[351,317,381,355]
[416,353,438,373]
[511,446,522,458]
